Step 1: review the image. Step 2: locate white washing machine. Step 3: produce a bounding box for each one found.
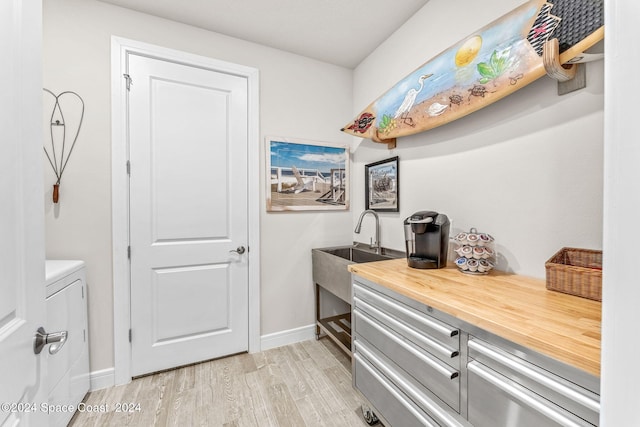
[45,260,90,427]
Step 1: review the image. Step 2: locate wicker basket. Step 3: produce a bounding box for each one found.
[545,247,602,301]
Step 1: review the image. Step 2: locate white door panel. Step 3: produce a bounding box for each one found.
[150,78,230,242]
[128,54,249,376]
[152,264,231,341]
[0,0,46,425]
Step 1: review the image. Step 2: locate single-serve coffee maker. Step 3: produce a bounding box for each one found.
[404,211,450,269]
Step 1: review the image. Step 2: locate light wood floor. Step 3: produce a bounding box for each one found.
[70,338,372,426]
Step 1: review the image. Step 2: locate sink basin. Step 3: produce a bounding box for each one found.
[312,243,404,303]
[319,246,402,263]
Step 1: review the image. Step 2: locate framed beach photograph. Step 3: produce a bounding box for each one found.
[365,156,399,212]
[266,136,350,212]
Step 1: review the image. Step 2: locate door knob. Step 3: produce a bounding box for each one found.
[34,327,68,355]
[229,246,246,255]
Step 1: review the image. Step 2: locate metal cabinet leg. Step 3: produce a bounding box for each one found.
[315,283,321,340]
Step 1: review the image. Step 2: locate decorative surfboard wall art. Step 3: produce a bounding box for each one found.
[341,0,604,148]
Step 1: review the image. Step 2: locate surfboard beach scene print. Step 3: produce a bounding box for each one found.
[341,0,604,144]
[266,137,349,211]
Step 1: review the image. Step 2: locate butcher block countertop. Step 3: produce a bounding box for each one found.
[348,258,601,377]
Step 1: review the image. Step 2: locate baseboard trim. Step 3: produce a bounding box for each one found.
[90,367,116,391]
[260,324,316,351]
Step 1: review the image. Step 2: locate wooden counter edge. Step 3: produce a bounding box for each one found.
[348,259,601,378]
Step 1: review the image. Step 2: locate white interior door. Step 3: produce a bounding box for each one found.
[0,0,47,425]
[128,54,249,376]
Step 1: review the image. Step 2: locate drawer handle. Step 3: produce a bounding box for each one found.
[354,283,459,337]
[355,296,459,359]
[468,361,590,427]
[355,309,459,380]
[356,341,467,427]
[468,339,600,413]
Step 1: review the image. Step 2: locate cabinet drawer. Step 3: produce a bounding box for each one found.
[354,308,460,411]
[353,282,459,351]
[468,337,599,425]
[468,360,594,427]
[354,353,438,427]
[354,339,469,427]
[354,293,459,370]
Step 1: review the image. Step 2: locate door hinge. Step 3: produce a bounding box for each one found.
[126,160,130,175]
[127,246,131,259]
[129,329,132,343]
[83,329,86,342]
[82,285,84,299]
[123,73,133,91]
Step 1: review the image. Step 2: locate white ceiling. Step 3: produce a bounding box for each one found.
[97,0,428,68]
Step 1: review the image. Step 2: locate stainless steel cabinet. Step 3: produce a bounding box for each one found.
[467,337,599,427]
[352,278,471,427]
[351,274,601,427]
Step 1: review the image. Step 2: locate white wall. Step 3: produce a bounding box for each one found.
[600,1,640,425]
[43,0,354,373]
[351,0,604,279]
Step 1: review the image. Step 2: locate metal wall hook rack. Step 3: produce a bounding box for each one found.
[43,88,85,203]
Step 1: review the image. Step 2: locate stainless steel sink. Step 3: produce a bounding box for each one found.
[312,243,404,357]
[312,243,404,303]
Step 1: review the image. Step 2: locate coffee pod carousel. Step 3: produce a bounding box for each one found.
[453,228,496,275]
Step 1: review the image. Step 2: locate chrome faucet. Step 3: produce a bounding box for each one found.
[355,210,380,254]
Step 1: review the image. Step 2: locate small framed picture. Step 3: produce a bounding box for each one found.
[266,136,349,212]
[365,156,399,212]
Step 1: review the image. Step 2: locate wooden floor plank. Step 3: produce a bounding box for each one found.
[319,336,351,372]
[293,395,324,427]
[70,338,370,427]
[236,352,258,374]
[300,339,340,371]
[284,341,311,362]
[244,369,279,427]
[322,365,362,411]
[265,382,306,427]
[297,357,349,419]
[271,346,312,401]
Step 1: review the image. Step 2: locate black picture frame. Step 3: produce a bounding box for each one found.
[365,156,399,212]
